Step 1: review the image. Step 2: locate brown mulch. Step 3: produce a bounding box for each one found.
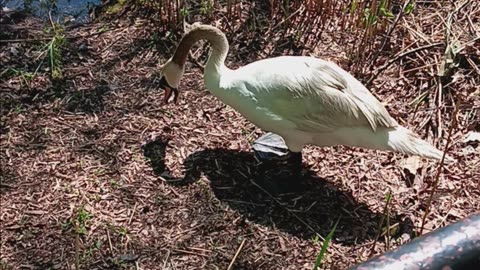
[1,1,479,270]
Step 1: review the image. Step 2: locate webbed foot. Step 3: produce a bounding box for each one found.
[252,132,303,179]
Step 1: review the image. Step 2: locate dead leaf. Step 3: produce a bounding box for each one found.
[401,156,422,175]
[401,156,423,187]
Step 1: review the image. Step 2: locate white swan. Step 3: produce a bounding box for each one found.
[157,23,453,162]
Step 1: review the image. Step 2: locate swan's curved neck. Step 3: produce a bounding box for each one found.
[172,25,229,75]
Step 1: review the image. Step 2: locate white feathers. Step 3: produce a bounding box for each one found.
[386,127,454,162]
[167,24,453,162]
[207,56,452,161]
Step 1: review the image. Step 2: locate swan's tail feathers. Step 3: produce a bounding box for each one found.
[388,127,455,163]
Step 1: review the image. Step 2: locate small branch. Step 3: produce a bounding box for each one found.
[128,202,137,225]
[419,100,460,235]
[466,56,480,76]
[189,51,206,69]
[266,6,305,35]
[162,250,171,269]
[48,10,55,30]
[74,220,80,270]
[227,239,246,270]
[366,42,443,86]
[368,0,413,69]
[436,68,444,139]
[106,227,114,254]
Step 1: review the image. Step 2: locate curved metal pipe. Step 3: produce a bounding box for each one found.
[349,213,480,270]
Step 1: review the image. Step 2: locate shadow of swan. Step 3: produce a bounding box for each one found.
[143,136,414,244]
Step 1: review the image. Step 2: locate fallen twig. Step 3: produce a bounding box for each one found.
[74,220,80,270]
[128,202,137,225]
[419,100,459,235]
[106,227,114,254]
[227,239,246,270]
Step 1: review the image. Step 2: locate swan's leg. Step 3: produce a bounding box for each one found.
[274,150,302,176]
[252,132,303,178]
[288,151,303,169]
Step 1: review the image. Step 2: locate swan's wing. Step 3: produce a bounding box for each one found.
[242,57,398,133]
[308,60,399,130]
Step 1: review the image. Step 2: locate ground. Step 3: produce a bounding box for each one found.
[1,1,479,270]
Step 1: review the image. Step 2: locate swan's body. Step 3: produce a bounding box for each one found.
[159,23,452,161]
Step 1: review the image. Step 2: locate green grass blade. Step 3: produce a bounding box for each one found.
[313,219,339,270]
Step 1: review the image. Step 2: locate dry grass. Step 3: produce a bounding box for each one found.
[1,0,479,269]
[132,0,401,71]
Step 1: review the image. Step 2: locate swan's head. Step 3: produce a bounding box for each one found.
[158,60,185,104]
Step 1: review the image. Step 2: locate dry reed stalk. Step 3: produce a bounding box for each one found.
[133,0,399,74]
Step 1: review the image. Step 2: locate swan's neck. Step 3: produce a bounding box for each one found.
[172,25,229,81]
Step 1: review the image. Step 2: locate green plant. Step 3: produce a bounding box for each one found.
[409,90,429,109]
[180,7,190,18]
[98,25,110,33]
[116,226,128,237]
[33,17,66,80]
[369,191,392,256]
[76,206,93,235]
[313,219,339,270]
[61,205,93,235]
[81,240,102,262]
[379,0,394,19]
[148,32,160,49]
[312,234,320,245]
[363,7,376,27]
[106,0,128,14]
[200,0,214,16]
[350,0,359,14]
[0,68,34,85]
[384,192,392,250]
[14,104,24,113]
[110,179,120,188]
[46,25,65,80]
[405,1,415,15]
[111,258,127,269]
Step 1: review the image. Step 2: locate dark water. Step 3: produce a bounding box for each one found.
[4,0,102,22]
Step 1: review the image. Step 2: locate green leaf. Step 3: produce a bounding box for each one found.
[405,2,415,15]
[350,0,358,14]
[363,8,377,27]
[380,7,394,18]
